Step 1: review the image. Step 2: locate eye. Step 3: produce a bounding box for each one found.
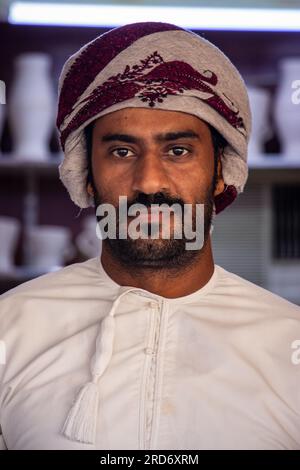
[168,146,190,157]
[111,147,135,158]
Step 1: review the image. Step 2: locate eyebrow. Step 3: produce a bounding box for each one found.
[100,130,200,144]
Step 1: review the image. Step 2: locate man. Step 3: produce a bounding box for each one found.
[0,22,299,450]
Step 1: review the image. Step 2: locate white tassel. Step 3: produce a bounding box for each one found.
[61,316,116,444]
[61,289,137,444]
[91,315,115,376]
[62,380,99,444]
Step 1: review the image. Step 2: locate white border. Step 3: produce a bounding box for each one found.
[8,2,300,31]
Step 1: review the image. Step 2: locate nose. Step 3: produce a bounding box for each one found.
[131,151,170,195]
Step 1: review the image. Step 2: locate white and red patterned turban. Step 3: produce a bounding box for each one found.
[56,21,251,213]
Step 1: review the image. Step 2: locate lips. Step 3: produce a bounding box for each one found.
[138,210,161,223]
[127,207,177,225]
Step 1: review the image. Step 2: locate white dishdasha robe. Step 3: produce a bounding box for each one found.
[0,257,299,450]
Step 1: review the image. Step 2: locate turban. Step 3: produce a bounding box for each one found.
[56,21,251,213]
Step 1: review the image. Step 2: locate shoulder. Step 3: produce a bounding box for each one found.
[0,257,102,308]
[0,257,106,387]
[1,257,100,301]
[0,257,104,336]
[214,264,300,319]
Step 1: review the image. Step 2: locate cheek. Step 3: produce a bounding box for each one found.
[92,159,130,201]
[92,153,113,183]
[173,166,213,203]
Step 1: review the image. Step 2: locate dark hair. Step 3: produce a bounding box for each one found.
[208,123,227,161]
[84,120,227,190]
[207,123,227,190]
[84,121,95,189]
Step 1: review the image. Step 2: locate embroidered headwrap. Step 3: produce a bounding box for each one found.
[57,22,252,446]
[57,21,251,214]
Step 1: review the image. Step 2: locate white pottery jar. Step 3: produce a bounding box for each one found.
[0,216,21,273]
[24,225,75,269]
[0,104,5,155]
[76,215,101,259]
[0,79,5,152]
[274,58,300,159]
[247,86,271,158]
[8,53,56,161]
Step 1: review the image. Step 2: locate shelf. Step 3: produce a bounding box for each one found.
[0,265,62,283]
[0,153,63,174]
[248,154,300,169]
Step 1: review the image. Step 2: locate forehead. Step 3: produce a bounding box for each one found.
[93,107,210,135]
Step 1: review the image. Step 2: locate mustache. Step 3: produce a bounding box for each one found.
[126,192,185,210]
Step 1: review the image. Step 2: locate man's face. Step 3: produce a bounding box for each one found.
[88,108,224,271]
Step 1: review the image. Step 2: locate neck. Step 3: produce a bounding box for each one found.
[100,238,215,299]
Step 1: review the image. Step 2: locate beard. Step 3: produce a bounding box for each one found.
[93,185,215,273]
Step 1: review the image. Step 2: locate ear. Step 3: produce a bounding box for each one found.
[87,182,94,197]
[213,154,225,197]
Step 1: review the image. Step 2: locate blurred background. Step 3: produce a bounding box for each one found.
[0,0,299,303]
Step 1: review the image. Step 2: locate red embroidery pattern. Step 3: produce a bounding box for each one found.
[60,51,245,150]
[57,22,182,129]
